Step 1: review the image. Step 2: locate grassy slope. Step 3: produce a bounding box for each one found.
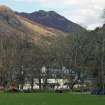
[20,16,67,45]
[0,93,105,105]
[0,5,67,46]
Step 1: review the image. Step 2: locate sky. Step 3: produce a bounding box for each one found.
[0,0,105,30]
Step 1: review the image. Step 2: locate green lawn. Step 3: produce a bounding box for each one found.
[0,92,105,105]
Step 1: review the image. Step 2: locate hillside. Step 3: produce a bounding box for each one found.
[0,5,67,45]
[16,10,86,33]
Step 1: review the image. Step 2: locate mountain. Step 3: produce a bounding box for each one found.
[94,24,105,32]
[16,10,86,33]
[0,5,90,86]
[0,5,67,45]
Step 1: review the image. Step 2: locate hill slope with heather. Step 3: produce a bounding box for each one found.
[0,5,67,46]
[16,10,86,33]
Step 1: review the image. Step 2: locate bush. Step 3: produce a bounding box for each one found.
[55,89,63,93]
[91,88,105,95]
[5,88,19,93]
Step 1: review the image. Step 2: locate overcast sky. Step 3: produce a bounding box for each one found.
[0,0,105,30]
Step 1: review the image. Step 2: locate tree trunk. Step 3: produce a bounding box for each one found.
[31,77,34,91]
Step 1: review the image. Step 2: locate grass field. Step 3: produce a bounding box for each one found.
[0,92,105,105]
